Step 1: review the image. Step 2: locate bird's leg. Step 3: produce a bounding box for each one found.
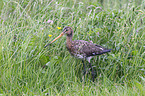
[89,63,94,82]
[82,60,86,76]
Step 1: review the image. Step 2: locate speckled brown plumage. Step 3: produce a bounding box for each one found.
[44,26,112,82]
[63,26,112,63]
[67,40,111,61]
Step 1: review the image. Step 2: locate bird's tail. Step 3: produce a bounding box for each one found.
[102,49,112,53]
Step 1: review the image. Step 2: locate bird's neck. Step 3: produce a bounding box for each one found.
[66,35,72,49]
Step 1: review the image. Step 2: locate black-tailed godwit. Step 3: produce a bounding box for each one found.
[44,26,112,81]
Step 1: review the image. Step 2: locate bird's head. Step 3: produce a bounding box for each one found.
[62,26,73,37]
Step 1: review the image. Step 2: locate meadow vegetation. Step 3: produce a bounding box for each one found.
[0,0,145,95]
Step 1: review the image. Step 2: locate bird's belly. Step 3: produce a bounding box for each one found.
[69,51,85,59]
[67,46,85,59]
[74,54,84,59]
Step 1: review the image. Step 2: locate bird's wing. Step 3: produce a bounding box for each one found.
[72,40,111,57]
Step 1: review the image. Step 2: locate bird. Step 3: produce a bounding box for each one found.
[44,26,112,82]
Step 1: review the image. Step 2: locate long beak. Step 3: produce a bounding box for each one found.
[44,32,65,48]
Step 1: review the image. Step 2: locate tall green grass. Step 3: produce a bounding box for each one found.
[0,0,145,95]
